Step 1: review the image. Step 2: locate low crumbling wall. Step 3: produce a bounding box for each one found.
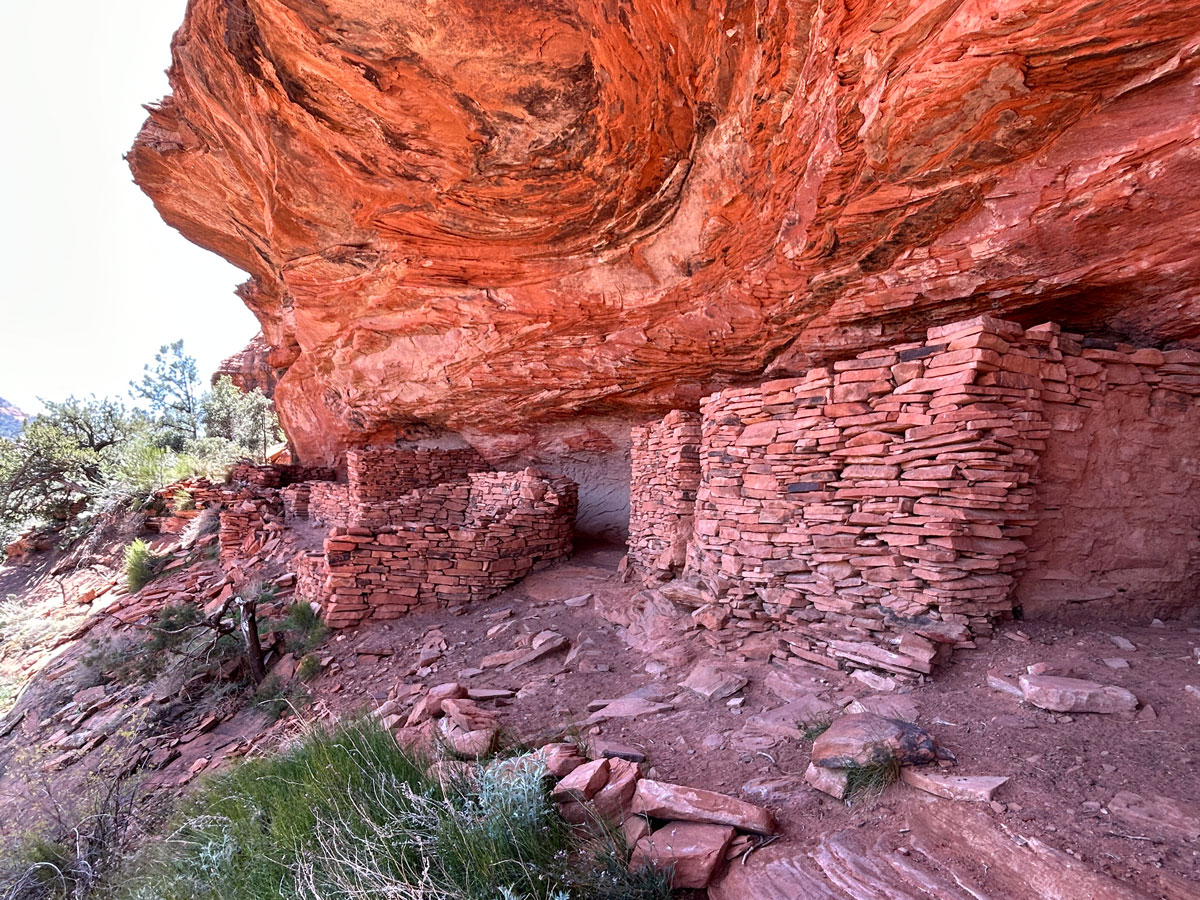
[219,494,284,571]
[628,411,701,576]
[627,317,1200,676]
[301,469,578,626]
[308,447,492,528]
[231,462,337,489]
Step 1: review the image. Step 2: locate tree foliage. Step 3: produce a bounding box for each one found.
[130,340,201,447]
[0,341,286,550]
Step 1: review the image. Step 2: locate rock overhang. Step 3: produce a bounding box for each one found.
[130,0,1200,466]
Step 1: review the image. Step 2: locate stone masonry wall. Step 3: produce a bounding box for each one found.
[308,447,492,528]
[628,317,1200,677]
[628,411,701,576]
[231,462,337,489]
[219,493,284,571]
[301,469,578,626]
[347,447,489,506]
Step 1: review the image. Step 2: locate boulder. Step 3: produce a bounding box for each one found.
[810,713,945,768]
[550,758,610,803]
[631,822,736,889]
[632,779,777,835]
[1018,675,1138,714]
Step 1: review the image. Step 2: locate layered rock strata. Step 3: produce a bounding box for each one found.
[130,0,1200,470]
[629,316,1200,675]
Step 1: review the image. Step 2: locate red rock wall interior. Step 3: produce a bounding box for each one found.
[628,317,1200,676]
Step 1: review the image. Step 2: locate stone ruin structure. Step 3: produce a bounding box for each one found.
[628,316,1200,678]
[129,1,1200,675]
[212,451,578,628]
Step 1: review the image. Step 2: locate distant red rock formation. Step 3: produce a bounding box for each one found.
[0,396,27,440]
[131,0,1200,468]
[213,333,277,398]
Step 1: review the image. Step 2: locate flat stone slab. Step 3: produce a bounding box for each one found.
[803,763,848,800]
[745,697,835,740]
[632,779,777,835]
[1109,791,1200,842]
[900,769,1009,802]
[845,694,919,722]
[1018,674,1137,713]
[584,697,675,725]
[680,662,748,701]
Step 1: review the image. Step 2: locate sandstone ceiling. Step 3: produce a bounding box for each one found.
[131,0,1200,464]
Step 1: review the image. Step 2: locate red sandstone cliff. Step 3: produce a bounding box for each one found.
[213,333,279,398]
[130,0,1200,464]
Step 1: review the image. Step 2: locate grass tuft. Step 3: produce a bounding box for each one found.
[112,719,671,900]
[844,758,902,801]
[799,718,832,742]
[123,540,160,593]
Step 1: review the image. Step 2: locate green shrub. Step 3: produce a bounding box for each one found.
[113,720,671,900]
[171,489,195,512]
[123,540,160,592]
[280,602,328,655]
[295,654,322,682]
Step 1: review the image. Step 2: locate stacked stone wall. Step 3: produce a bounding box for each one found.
[628,317,1200,677]
[628,411,701,576]
[219,494,284,570]
[231,462,337,489]
[347,447,488,506]
[301,469,578,626]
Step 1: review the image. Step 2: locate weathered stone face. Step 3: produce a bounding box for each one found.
[131,0,1200,468]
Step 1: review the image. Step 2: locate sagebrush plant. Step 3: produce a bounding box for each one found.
[112,719,671,900]
[123,540,160,592]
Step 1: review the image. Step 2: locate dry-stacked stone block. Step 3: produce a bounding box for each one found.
[628,316,1200,676]
[629,411,701,576]
[301,469,578,627]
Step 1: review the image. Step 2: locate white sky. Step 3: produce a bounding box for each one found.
[0,1,259,415]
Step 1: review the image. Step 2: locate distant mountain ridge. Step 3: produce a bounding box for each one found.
[0,396,27,439]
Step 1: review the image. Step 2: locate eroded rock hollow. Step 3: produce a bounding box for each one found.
[131,0,1200,536]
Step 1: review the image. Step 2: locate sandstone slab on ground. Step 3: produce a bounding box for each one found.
[680,663,747,701]
[1108,791,1200,842]
[803,763,849,800]
[1018,674,1138,714]
[632,779,777,835]
[631,821,736,889]
[901,769,1009,802]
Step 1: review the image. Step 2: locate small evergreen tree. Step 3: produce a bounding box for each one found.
[130,340,201,448]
